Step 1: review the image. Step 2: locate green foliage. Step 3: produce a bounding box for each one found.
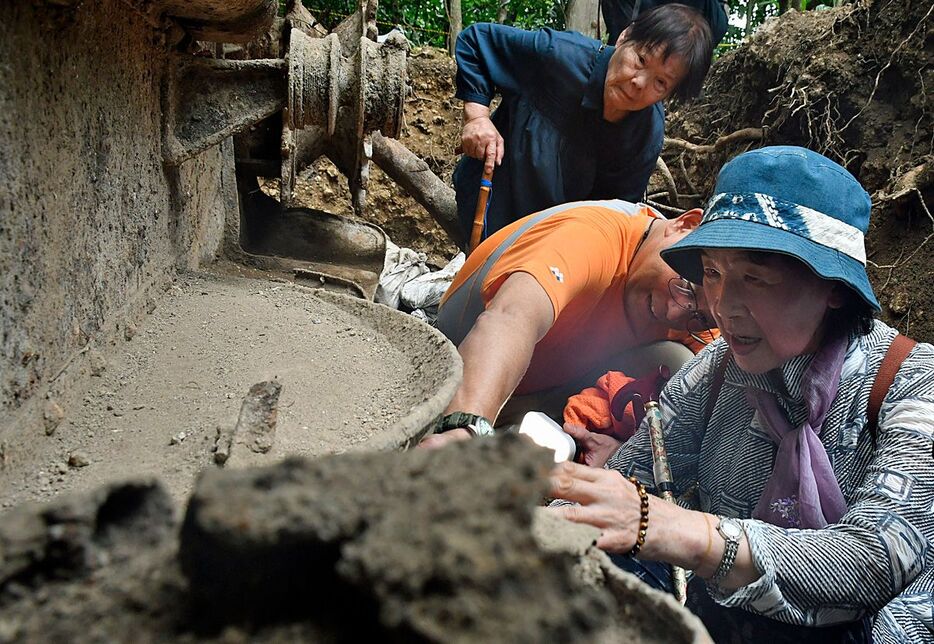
[296,0,847,51]
[297,0,564,48]
[463,0,567,31]
[296,0,445,47]
[719,0,844,51]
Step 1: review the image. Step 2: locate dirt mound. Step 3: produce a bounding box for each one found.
[0,436,623,643]
[663,0,933,340]
[275,47,462,266]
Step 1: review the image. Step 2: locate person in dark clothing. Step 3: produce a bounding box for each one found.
[453,4,713,243]
[602,0,728,47]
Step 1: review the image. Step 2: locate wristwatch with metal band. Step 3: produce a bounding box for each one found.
[711,516,744,584]
[438,412,495,438]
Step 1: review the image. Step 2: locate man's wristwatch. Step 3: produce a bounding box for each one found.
[438,412,495,438]
[711,516,744,584]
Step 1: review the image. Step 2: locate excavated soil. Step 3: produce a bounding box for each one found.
[0,263,457,510]
[0,437,711,643]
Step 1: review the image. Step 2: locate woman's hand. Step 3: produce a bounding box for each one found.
[563,423,622,468]
[550,465,757,589]
[461,102,504,176]
[548,461,642,552]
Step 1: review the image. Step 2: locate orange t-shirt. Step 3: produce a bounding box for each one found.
[441,202,702,394]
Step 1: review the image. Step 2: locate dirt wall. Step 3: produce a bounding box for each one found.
[663,0,933,340]
[0,1,238,464]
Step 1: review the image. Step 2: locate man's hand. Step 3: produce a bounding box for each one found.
[461,102,504,176]
[548,461,642,553]
[418,427,472,450]
[563,423,622,468]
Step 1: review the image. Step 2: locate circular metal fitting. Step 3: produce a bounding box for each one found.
[285,27,406,137]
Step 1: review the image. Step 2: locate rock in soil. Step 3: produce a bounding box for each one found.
[88,350,107,377]
[42,400,65,436]
[68,451,90,468]
[212,423,235,465]
[234,380,282,455]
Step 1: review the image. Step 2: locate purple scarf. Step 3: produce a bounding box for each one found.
[744,333,849,529]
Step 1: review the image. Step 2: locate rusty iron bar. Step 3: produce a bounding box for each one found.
[162,57,287,166]
[645,401,688,605]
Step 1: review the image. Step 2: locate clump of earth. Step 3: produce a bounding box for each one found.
[0,437,636,643]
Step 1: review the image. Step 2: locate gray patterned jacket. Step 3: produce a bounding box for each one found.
[607,320,934,642]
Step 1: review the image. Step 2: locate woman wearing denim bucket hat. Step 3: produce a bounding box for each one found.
[549,146,934,642]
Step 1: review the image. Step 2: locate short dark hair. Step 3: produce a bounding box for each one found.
[826,287,876,339]
[620,3,713,101]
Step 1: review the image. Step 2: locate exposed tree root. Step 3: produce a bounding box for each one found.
[654,156,680,208]
[867,190,934,292]
[645,198,686,216]
[663,128,764,155]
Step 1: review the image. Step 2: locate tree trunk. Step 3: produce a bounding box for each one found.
[446,0,462,57]
[497,0,509,24]
[564,0,604,39]
[370,133,464,248]
[744,0,756,36]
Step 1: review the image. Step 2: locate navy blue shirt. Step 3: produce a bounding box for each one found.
[453,24,664,241]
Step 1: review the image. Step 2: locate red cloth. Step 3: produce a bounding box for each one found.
[563,367,668,442]
[564,371,638,441]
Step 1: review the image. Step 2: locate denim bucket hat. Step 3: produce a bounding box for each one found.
[662,146,880,310]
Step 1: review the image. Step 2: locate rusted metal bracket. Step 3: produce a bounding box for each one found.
[163,57,287,166]
[163,10,406,191]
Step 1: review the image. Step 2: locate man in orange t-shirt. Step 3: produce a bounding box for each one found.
[421,199,714,448]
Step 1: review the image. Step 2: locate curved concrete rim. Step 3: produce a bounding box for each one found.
[594,547,714,644]
[533,510,712,643]
[311,289,462,451]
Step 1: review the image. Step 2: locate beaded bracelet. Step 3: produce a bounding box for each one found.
[627,476,650,557]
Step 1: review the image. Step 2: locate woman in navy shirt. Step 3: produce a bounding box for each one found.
[453,4,712,240]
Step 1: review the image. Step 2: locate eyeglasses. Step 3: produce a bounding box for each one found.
[668,277,714,345]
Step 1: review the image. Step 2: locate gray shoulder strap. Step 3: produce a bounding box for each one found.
[436,200,644,345]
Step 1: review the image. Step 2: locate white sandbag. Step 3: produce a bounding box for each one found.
[400,252,465,311]
[375,240,429,309]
